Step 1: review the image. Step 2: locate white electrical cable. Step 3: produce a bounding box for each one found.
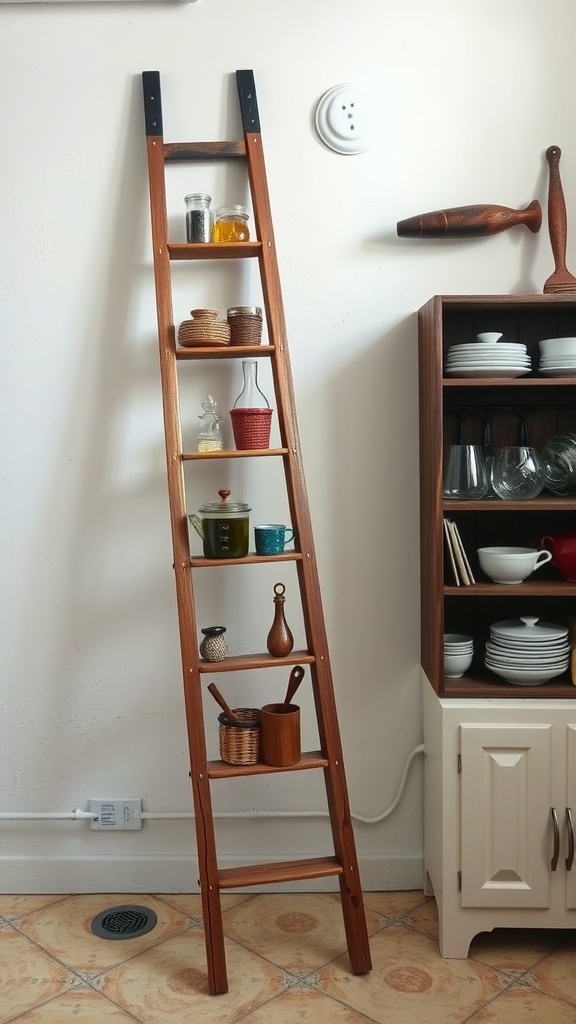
[0,745,424,824]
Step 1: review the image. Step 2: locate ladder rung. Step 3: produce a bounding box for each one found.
[207,751,329,778]
[199,650,314,673]
[191,553,302,568]
[218,856,343,889]
[177,344,274,360]
[183,448,288,461]
[168,242,261,261]
[164,140,246,161]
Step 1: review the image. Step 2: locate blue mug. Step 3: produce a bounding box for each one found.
[254,524,295,555]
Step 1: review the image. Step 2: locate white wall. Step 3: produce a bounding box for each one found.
[1,0,575,893]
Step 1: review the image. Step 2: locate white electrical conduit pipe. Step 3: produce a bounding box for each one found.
[0,744,424,825]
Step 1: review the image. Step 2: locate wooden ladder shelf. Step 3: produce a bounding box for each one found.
[141,69,371,995]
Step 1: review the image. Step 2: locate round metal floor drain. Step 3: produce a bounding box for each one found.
[91,905,158,940]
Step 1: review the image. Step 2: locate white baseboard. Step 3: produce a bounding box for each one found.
[0,854,423,894]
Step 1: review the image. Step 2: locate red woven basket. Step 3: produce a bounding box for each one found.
[230,407,273,450]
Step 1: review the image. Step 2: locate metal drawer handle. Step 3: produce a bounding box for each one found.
[551,806,560,871]
[566,807,575,871]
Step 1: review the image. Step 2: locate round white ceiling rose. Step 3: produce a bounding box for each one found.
[314,83,370,155]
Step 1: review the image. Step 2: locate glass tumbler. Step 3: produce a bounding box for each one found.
[491,446,544,500]
[443,444,489,499]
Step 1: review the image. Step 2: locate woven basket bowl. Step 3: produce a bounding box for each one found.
[230,408,273,449]
[218,708,261,765]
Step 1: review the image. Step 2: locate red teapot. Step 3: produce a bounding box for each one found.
[540,532,576,582]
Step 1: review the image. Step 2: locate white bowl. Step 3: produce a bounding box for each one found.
[444,633,473,645]
[539,337,576,358]
[486,663,567,686]
[444,652,473,678]
[476,332,503,344]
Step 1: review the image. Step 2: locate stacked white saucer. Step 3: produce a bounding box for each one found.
[445,332,531,378]
[484,616,569,686]
[539,337,576,377]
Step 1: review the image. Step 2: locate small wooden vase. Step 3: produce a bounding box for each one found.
[266,582,294,657]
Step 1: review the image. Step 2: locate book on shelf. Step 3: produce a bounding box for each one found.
[443,518,475,585]
[443,518,460,585]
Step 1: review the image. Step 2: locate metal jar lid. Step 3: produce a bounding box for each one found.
[227,306,262,318]
[198,489,251,515]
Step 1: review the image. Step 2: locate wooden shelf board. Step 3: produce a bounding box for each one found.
[443,376,576,387]
[183,448,287,461]
[199,650,314,672]
[168,242,261,260]
[442,674,576,699]
[443,496,576,512]
[191,552,302,567]
[177,345,274,359]
[218,856,343,889]
[445,582,576,596]
[207,751,328,778]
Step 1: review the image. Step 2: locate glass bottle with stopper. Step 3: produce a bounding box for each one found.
[197,395,224,452]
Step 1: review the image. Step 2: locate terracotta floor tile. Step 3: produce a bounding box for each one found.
[362,890,430,920]
[0,895,69,919]
[469,928,565,974]
[10,985,142,1022]
[221,893,384,973]
[14,893,189,976]
[0,927,75,1024]
[153,891,251,918]
[96,932,287,1023]
[400,898,439,940]
[239,984,376,1023]
[465,981,576,1023]
[314,925,508,1024]
[527,947,576,1005]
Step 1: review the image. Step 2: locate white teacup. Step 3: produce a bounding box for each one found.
[477,545,552,585]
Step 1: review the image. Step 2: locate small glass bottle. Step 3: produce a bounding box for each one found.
[233,360,270,410]
[211,205,250,242]
[185,193,212,242]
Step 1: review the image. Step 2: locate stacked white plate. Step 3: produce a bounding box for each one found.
[445,332,531,378]
[484,616,570,686]
[539,337,576,376]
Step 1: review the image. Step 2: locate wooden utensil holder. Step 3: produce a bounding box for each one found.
[260,703,301,766]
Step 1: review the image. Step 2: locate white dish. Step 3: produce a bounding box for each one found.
[446,356,531,364]
[449,342,526,352]
[539,367,576,377]
[486,663,567,686]
[445,367,531,378]
[490,617,567,641]
[539,337,576,357]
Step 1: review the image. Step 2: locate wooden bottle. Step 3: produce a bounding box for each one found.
[266,582,294,657]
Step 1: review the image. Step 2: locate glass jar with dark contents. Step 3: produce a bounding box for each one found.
[185,193,212,242]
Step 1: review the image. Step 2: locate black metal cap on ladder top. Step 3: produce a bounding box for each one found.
[142,71,163,137]
[236,70,261,134]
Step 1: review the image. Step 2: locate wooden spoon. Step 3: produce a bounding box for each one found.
[280,666,305,713]
[207,682,240,722]
[543,145,576,293]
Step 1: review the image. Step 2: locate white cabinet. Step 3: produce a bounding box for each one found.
[423,680,576,957]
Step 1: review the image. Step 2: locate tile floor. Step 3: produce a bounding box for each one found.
[1,889,576,1022]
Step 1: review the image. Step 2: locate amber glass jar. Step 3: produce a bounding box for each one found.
[211,205,250,242]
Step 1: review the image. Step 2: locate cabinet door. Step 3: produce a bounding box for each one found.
[565,724,576,910]
[460,723,552,909]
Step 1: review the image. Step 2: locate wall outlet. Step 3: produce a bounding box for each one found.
[89,799,142,830]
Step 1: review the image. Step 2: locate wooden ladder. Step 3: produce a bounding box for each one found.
[141,69,372,995]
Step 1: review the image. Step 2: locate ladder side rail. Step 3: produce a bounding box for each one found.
[142,71,229,995]
[237,72,371,974]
